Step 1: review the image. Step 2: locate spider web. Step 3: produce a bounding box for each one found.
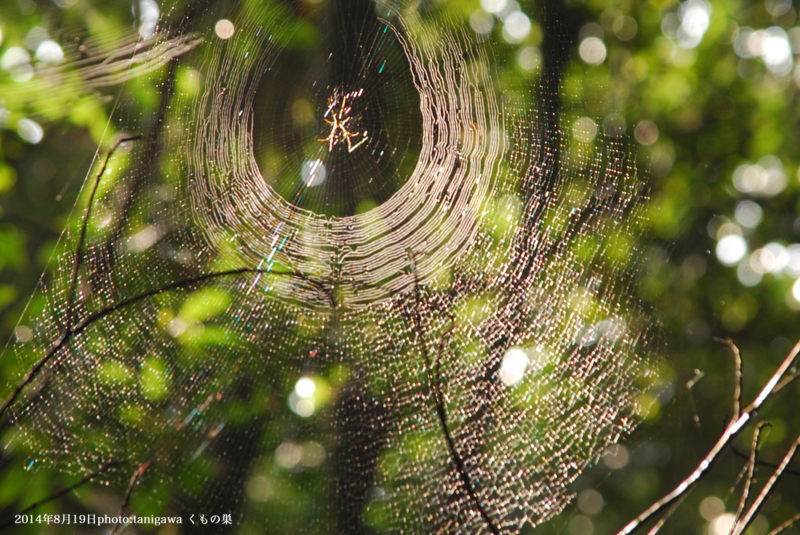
[5,0,653,532]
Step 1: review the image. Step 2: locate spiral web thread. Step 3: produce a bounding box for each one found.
[5,0,653,533]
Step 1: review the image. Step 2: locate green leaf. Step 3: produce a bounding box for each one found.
[179,287,232,322]
[139,357,171,401]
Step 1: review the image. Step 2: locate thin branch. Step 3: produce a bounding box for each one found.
[108,61,176,250]
[685,369,705,390]
[72,268,327,335]
[773,368,800,397]
[686,369,704,428]
[730,462,749,495]
[721,338,743,422]
[733,433,800,535]
[0,462,120,529]
[644,492,688,535]
[1,137,139,420]
[767,512,800,535]
[0,268,326,422]
[731,422,771,532]
[433,314,457,402]
[407,250,501,535]
[65,136,143,328]
[110,460,151,535]
[729,445,800,477]
[617,338,800,535]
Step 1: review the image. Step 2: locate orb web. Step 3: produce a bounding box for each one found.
[187,3,505,307]
[4,0,654,533]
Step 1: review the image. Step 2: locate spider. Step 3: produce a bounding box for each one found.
[319,89,369,153]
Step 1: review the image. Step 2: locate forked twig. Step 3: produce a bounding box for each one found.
[0,136,331,530]
[732,433,800,535]
[617,338,800,535]
[1,138,140,420]
[732,422,771,527]
[110,460,151,535]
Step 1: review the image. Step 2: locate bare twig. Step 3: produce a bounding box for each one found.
[722,338,743,422]
[110,460,151,535]
[766,511,800,535]
[644,492,688,535]
[407,250,501,535]
[0,138,138,421]
[732,422,771,529]
[730,462,749,495]
[65,135,142,328]
[729,445,800,477]
[773,368,800,397]
[732,433,800,535]
[617,338,800,535]
[686,369,704,389]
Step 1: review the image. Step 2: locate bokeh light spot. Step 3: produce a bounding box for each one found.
[567,514,594,535]
[1,47,31,71]
[613,16,638,41]
[716,234,747,266]
[215,19,235,39]
[699,496,725,521]
[732,157,786,197]
[709,513,736,535]
[295,376,316,398]
[634,120,659,145]
[662,0,711,49]
[734,200,763,228]
[602,444,630,469]
[301,159,327,187]
[499,347,528,386]
[17,119,43,144]
[275,441,302,469]
[480,0,507,14]
[603,113,627,137]
[737,259,762,287]
[572,117,598,143]
[503,12,531,43]
[470,10,495,36]
[579,37,607,65]
[517,46,541,71]
[35,40,64,64]
[577,489,604,515]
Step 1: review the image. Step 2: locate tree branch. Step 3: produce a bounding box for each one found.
[733,433,800,535]
[0,268,326,422]
[65,135,143,328]
[408,250,501,535]
[617,338,800,535]
[110,460,151,535]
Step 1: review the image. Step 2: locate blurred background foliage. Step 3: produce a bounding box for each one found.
[0,0,799,534]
